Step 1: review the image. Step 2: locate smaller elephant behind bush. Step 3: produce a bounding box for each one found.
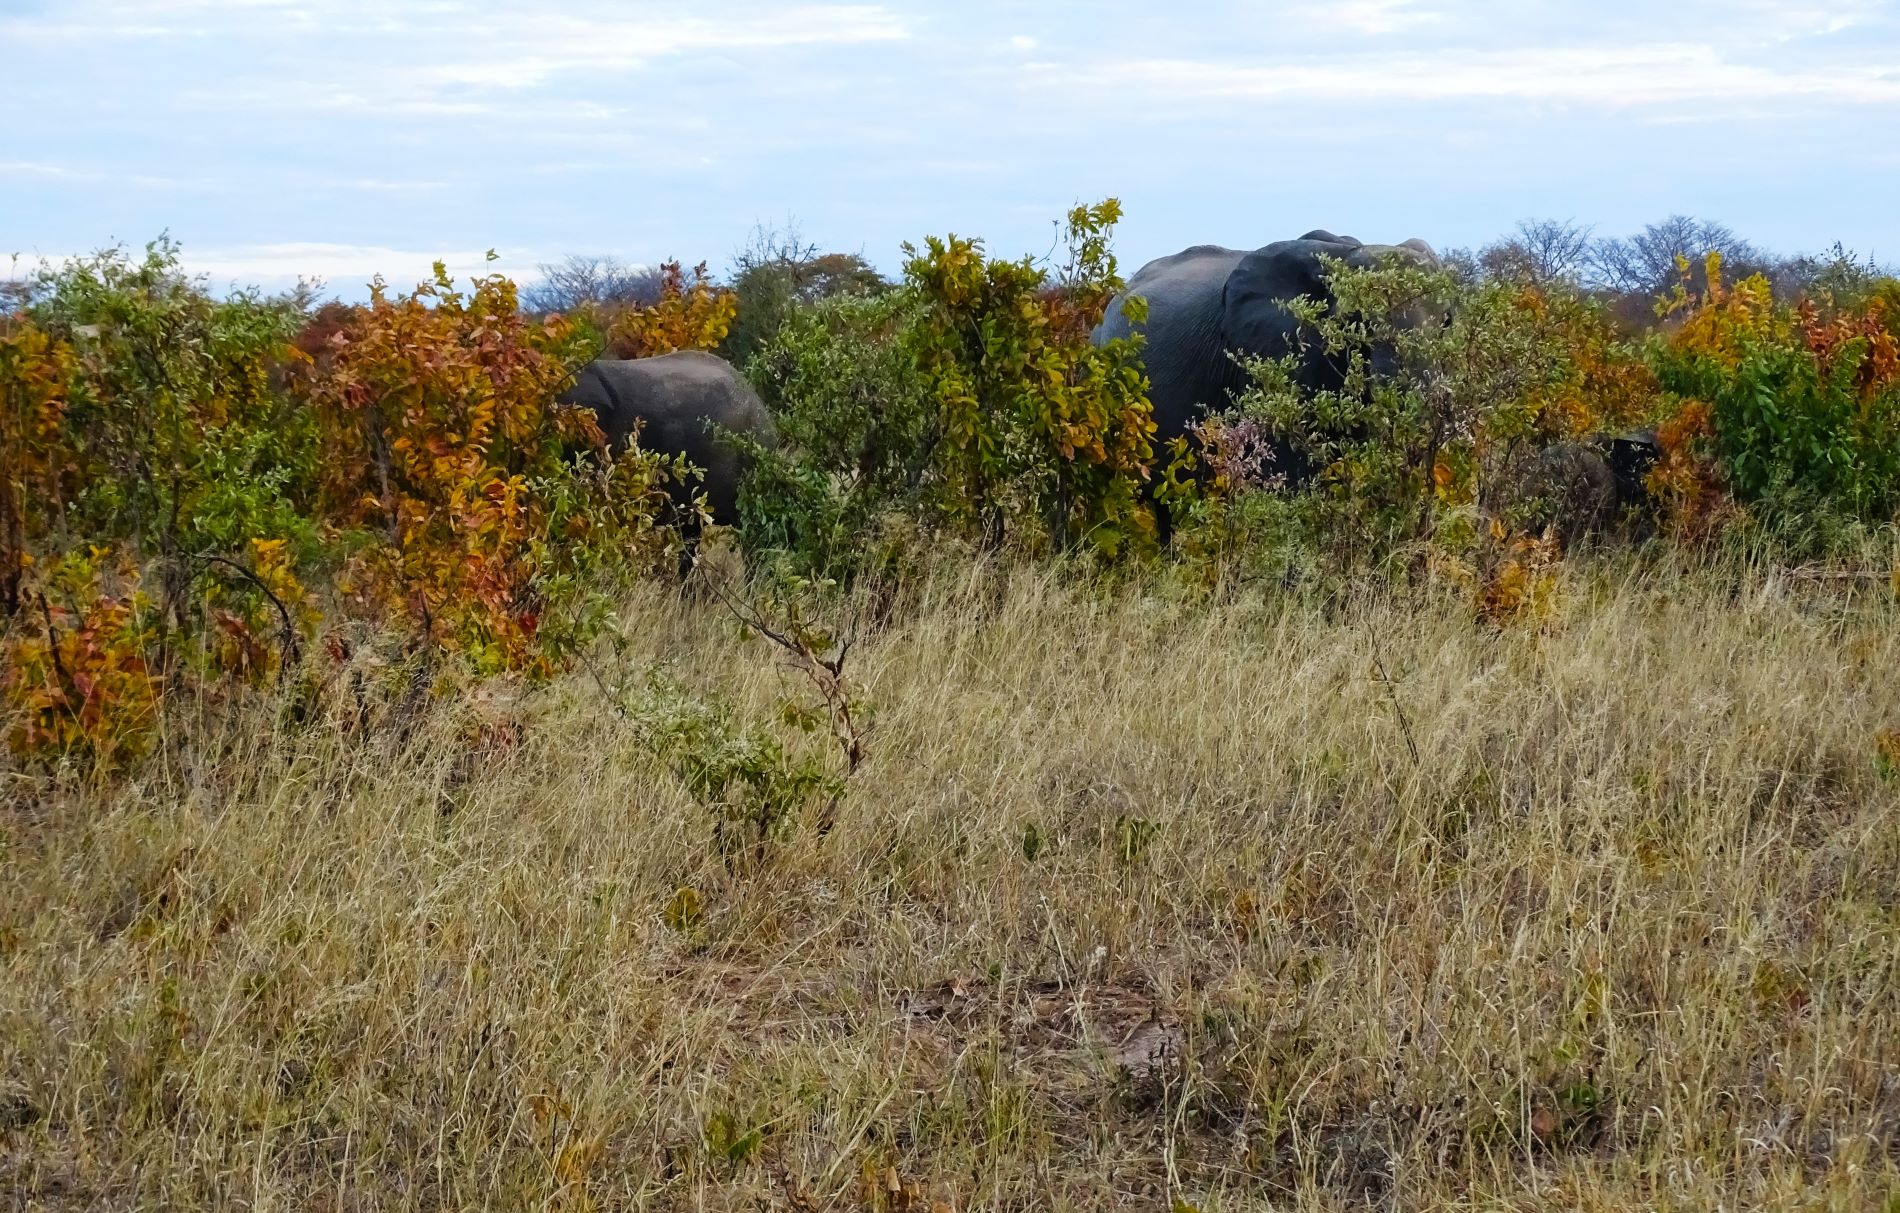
[560,350,777,530]
[1487,432,1660,544]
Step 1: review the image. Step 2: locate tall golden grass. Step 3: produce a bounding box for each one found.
[2,556,1897,1210]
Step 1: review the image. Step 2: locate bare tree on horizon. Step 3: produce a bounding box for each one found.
[522,254,668,314]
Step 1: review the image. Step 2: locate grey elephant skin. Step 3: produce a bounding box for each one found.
[559,351,777,528]
[1488,431,1661,545]
[1093,230,1440,469]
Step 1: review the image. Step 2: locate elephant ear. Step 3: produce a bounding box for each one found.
[1220,238,1349,365]
[1605,430,1662,494]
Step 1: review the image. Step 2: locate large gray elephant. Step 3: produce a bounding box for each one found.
[560,350,776,529]
[1093,230,1440,476]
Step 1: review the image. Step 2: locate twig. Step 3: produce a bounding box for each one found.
[1367,628,1421,767]
[187,551,303,673]
[578,648,629,718]
[34,592,75,702]
[696,566,869,778]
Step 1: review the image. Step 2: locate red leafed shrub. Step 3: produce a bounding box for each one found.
[2,548,161,764]
[291,261,686,676]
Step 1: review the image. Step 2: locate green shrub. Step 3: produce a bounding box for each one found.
[4,239,321,691]
[903,199,1157,557]
[737,291,935,579]
[740,201,1158,575]
[720,226,887,366]
[625,670,840,861]
[1219,257,1657,575]
[1651,257,1900,526]
[23,240,316,560]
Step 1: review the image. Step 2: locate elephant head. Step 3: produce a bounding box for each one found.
[1089,229,1443,495]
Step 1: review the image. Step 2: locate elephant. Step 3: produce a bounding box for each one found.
[559,350,777,532]
[1093,230,1441,480]
[1485,430,1661,545]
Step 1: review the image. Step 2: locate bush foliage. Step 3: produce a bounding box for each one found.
[905,199,1159,556]
[1210,254,1657,579]
[292,262,688,676]
[736,290,935,579]
[598,260,739,360]
[720,225,887,366]
[4,210,1899,764]
[739,200,1160,575]
[0,245,707,760]
[1653,254,1900,521]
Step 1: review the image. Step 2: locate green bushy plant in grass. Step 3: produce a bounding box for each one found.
[737,291,936,580]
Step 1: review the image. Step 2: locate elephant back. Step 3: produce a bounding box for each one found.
[562,350,775,525]
[1094,244,1248,442]
[1095,245,1244,344]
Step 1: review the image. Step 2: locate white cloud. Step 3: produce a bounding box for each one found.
[312,177,450,194]
[184,243,542,290]
[0,243,532,292]
[1,160,204,189]
[1,161,78,178]
[418,8,911,91]
[1727,0,1888,39]
[1294,0,1444,36]
[1027,43,1900,108]
[4,1,909,61]
[6,2,913,119]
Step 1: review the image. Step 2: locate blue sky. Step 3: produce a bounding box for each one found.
[4,0,1898,296]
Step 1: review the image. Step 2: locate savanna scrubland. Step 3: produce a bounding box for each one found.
[2,206,1898,1210]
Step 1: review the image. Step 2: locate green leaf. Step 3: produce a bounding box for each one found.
[662,885,702,932]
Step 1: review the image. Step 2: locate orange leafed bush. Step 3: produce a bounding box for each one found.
[293,262,680,676]
[1509,284,1659,445]
[1652,251,1900,524]
[1798,295,1900,398]
[2,548,161,763]
[1661,253,1780,362]
[0,319,78,615]
[603,260,738,359]
[199,538,321,684]
[1644,398,1731,540]
[1475,526,1562,627]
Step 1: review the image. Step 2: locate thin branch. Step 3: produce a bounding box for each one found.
[578,648,631,719]
[1367,628,1421,768]
[34,592,75,702]
[696,566,869,779]
[187,551,303,673]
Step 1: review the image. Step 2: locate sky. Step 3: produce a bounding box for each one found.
[4,0,1899,297]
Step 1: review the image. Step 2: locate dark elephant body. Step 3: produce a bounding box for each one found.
[1487,431,1661,544]
[1094,231,1439,456]
[560,351,776,526]
[1093,244,1250,453]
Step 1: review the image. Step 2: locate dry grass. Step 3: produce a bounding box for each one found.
[2,557,1898,1211]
